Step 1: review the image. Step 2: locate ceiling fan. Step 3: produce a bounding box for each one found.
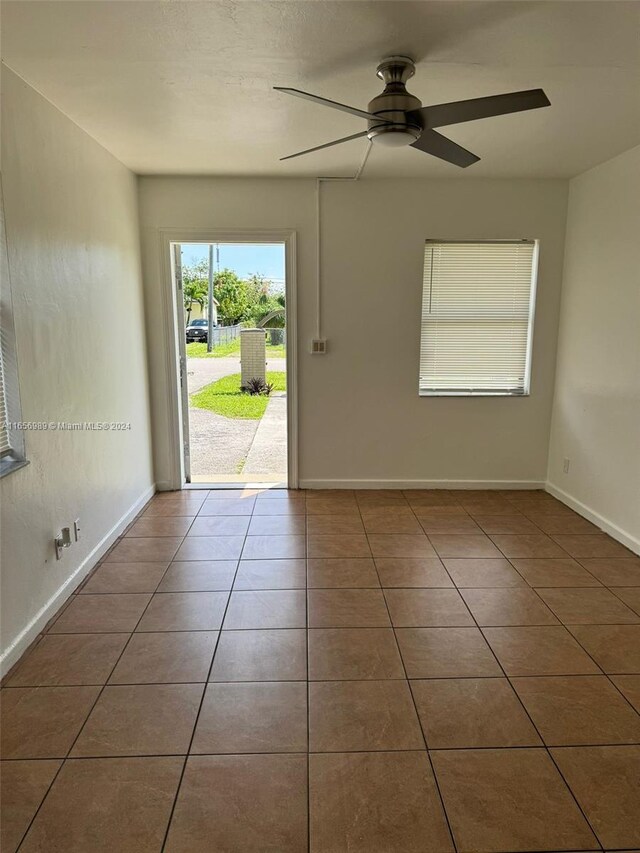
[275,56,550,167]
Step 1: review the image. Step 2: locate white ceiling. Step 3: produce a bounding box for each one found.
[2,1,639,178]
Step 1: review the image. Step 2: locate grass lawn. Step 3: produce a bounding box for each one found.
[186,339,286,359]
[190,372,286,419]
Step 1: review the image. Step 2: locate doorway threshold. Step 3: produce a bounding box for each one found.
[184,479,288,491]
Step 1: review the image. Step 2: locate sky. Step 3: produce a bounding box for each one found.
[180,242,285,290]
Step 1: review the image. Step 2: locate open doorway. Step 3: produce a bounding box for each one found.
[170,237,295,488]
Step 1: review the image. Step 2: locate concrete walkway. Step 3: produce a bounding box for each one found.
[244,392,287,477]
[186,355,287,480]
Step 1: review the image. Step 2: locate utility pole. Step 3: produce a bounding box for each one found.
[207,244,215,353]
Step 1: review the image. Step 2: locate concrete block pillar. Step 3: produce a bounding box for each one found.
[240,329,266,386]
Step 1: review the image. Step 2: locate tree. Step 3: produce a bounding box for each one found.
[214,269,251,325]
[182,259,209,324]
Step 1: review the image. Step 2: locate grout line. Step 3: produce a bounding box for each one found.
[159,488,250,852]
[365,505,461,853]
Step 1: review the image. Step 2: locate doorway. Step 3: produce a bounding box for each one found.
[168,232,297,489]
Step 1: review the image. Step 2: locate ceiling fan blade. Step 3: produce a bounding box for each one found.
[411,129,480,168]
[280,130,370,161]
[411,89,551,129]
[274,87,391,124]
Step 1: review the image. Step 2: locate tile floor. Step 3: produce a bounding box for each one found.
[2,487,640,852]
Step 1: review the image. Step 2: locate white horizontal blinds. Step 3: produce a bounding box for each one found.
[0,342,9,456]
[420,240,536,395]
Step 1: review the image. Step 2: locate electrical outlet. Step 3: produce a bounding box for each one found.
[311,339,327,354]
[74,519,81,541]
[563,457,570,474]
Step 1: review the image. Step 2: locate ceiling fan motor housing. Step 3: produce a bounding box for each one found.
[367,56,422,146]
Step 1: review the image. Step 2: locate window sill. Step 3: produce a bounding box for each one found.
[419,391,530,398]
[0,456,29,479]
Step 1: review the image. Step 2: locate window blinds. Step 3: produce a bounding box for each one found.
[0,344,10,456]
[419,240,537,395]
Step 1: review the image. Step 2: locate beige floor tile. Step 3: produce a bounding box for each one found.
[109,631,217,683]
[551,745,640,850]
[429,534,503,558]
[242,534,306,560]
[577,557,640,586]
[210,629,307,681]
[368,534,437,558]
[568,625,640,673]
[20,757,182,853]
[532,515,600,535]
[71,683,203,756]
[611,675,640,712]
[223,589,306,629]
[192,681,307,753]
[363,515,424,534]
[384,588,474,627]
[125,517,194,538]
[307,589,390,628]
[174,536,245,561]
[247,515,306,535]
[309,751,454,853]
[418,516,482,534]
[80,562,169,594]
[157,560,237,592]
[411,677,541,748]
[432,748,598,853]
[512,675,640,745]
[135,591,228,631]
[374,557,453,587]
[306,516,365,535]
[49,594,151,633]
[165,754,307,853]
[460,587,559,626]
[395,627,502,678]
[537,587,640,624]
[309,680,423,752]
[234,559,306,589]
[187,515,250,536]
[484,626,601,675]
[0,759,61,853]
[489,533,566,558]
[615,587,640,615]
[412,506,469,519]
[473,514,541,534]
[444,557,526,587]
[252,500,307,516]
[553,534,633,559]
[105,537,182,563]
[4,634,128,687]
[511,558,602,587]
[307,558,379,588]
[198,497,256,515]
[305,500,360,517]
[1,686,100,758]
[307,535,371,558]
[308,628,404,680]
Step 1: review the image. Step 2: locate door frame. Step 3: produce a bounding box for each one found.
[159,228,298,490]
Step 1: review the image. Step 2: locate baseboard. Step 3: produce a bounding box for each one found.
[0,483,156,678]
[545,481,640,556]
[299,479,546,490]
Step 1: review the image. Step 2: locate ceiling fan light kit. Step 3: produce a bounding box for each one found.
[275,56,550,167]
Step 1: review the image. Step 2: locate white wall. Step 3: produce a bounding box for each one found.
[139,176,568,489]
[548,146,640,552]
[0,69,154,673]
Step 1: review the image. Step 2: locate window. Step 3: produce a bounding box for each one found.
[419,239,538,396]
[0,178,27,478]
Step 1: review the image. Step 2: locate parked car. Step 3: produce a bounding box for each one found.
[186,318,213,343]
